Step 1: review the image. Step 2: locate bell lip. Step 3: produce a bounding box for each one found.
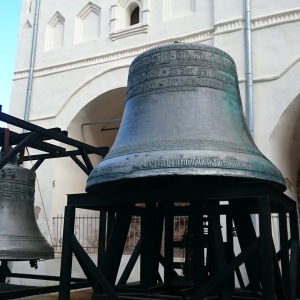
[86,152,286,194]
[0,238,54,260]
[86,173,286,195]
[0,250,54,261]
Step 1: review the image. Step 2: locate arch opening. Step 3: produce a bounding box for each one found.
[52,87,126,215]
[268,93,300,205]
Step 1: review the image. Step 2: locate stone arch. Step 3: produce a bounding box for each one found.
[51,67,129,214]
[53,87,127,215]
[67,87,126,153]
[56,65,130,130]
[268,92,300,201]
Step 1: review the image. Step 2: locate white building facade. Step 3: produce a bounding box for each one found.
[9,0,300,250]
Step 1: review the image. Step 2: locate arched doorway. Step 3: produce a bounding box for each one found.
[52,87,126,216]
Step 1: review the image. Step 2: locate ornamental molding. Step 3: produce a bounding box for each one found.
[110,23,150,41]
[252,8,300,30]
[13,8,300,80]
[14,28,214,80]
[214,18,243,35]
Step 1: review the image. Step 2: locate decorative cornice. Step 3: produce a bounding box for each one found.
[214,18,243,35]
[48,12,65,27]
[252,8,300,31]
[110,23,150,41]
[13,8,300,80]
[14,28,214,80]
[77,2,101,19]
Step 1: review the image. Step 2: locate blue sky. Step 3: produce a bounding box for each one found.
[0,1,21,117]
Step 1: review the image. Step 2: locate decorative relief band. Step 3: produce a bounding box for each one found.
[0,182,35,196]
[105,139,260,159]
[252,9,300,30]
[130,47,236,72]
[110,23,150,41]
[0,234,47,241]
[127,77,239,99]
[127,69,238,99]
[96,155,282,179]
[214,19,243,35]
[129,65,237,85]
[133,157,280,176]
[126,46,239,98]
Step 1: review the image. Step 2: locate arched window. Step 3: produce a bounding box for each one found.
[130,6,140,25]
[110,0,150,41]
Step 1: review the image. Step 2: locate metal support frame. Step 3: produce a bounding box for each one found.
[0,107,109,298]
[0,107,109,172]
[58,181,300,300]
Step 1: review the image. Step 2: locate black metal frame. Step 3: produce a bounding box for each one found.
[58,182,300,300]
[0,107,109,298]
[0,106,108,173]
[1,107,300,299]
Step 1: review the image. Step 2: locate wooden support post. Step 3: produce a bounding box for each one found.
[106,210,115,244]
[58,205,76,300]
[118,237,144,285]
[70,235,118,300]
[190,238,259,300]
[258,196,275,299]
[101,205,134,286]
[140,203,164,288]
[288,209,300,300]
[0,261,10,283]
[225,212,236,289]
[3,128,9,155]
[272,240,287,300]
[229,200,261,291]
[78,147,94,173]
[206,201,232,300]
[190,201,205,288]
[278,206,291,299]
[164,202,174,284]
[154,203,165,283]
[140,203,154,287]
[97,211,107,268]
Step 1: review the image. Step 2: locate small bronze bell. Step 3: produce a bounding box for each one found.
[0,155,54,260]
[86,43,285,192]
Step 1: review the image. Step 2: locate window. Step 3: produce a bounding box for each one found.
[130,6,140,25]
[110,0,150,41]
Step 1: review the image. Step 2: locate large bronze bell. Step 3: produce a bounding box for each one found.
[0,155,54,260]
[86,43,285,192]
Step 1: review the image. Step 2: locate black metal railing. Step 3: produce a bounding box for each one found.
[52,214,189,257]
